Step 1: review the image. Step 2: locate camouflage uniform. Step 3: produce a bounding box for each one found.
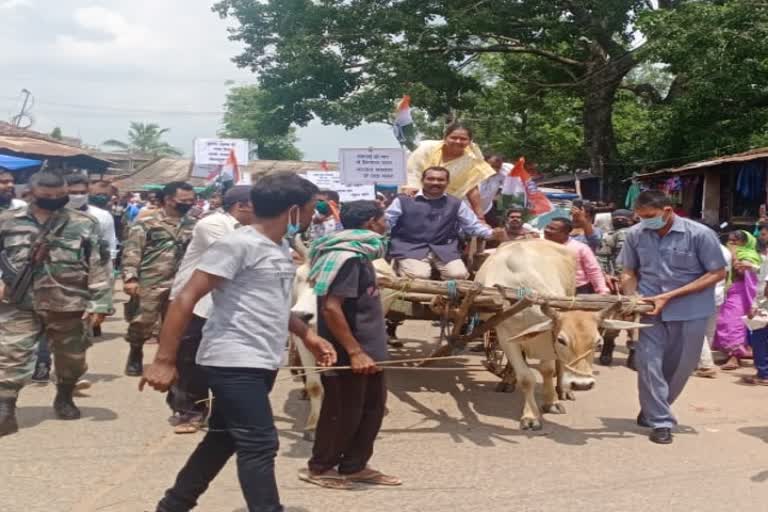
[597,228,629,276]
[0,206,111,399]
[121,209,195,347]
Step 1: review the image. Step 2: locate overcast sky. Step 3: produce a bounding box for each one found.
[0,0,393,161]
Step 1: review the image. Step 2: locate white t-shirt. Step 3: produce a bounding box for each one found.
[473,164,508,215]
[86,205,118,259]
[715,245,732,307]
[170,211,240,319]
[195,226,296,369]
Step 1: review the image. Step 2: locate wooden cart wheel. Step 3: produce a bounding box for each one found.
[483,329,516,393]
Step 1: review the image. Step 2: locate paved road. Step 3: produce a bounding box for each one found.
[3,309,768,512]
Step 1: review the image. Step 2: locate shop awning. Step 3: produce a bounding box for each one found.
[0,153,42,171]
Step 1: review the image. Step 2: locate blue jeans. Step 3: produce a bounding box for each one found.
[156,367,282,512]
[749,328,768,379]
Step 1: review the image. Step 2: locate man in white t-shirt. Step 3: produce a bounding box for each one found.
[141,172,336,512]
[164,186,254,433]
[695,234,732,378]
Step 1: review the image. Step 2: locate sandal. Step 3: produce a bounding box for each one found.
[298,469,354,490]
[174,422,200,434]
[345,467,402,486]
[720,359,740,371]
[741,375,768,386]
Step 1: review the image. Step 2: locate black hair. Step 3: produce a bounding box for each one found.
[729,230,749,244]
[505,206,525,217]
[162,181,195,202]
[340,200,384,229]
[549,217,573,233]
[29,171,66,189]
[251,171,319,218]
[485,153,505,162]
[444,121,474,140]
[635,190,672,209]
[422,166,450,181]
[319,189,340,203]
[65,173,90,187]
[582,201,596,219]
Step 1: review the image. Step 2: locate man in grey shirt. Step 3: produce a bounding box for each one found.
[141,172,336,512]
[619,190,727,445]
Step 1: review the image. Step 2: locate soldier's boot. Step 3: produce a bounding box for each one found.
[53,384,81,420]
[125,345,144,377]
[599,337,616,366]
[0,398,19,436]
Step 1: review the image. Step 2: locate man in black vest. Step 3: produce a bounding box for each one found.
[386,166,503,280]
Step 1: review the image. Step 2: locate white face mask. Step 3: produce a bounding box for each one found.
[68,193,89,210]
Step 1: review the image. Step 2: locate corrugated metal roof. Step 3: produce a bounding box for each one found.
[634,147,768,180]
[111,157,339,191]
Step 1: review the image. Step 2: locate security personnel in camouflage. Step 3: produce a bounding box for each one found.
[122,181,196,376]
[596,209,636,367]
[0,171,112,436]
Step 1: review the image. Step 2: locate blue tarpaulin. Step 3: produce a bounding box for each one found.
[0,154,42,171]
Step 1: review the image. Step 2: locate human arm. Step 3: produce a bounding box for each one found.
[580,244,610,294]
[85,226,113,316]
[644,269,726,315]
[121,222,145,295]
[140,270,222,392]
[321,294,378,374]
[288,313,337,367]
[457,201,495,239]
[384,197,403,231]
[465,186,487,221]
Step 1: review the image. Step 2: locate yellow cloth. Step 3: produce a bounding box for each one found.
[405,140,496,198]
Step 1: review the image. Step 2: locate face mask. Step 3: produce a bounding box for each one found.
[68,194,89,210]
[612,220,632,230]
[175,203,193,215]
[36,196,69,211]
[640,215,666,230]
[89,193,110,208]
[285,206,300,238]
[315,200,330,216]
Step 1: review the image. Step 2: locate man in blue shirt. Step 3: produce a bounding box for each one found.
[619,190,727,445]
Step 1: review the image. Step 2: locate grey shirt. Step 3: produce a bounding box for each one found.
[195,226,296,369]
[618,216,727,322]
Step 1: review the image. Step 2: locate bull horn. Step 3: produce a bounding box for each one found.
[541,303,561,323]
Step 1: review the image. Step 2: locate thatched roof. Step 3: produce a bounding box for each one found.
[110,157,339,192]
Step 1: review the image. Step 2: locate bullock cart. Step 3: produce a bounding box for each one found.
[378,274,653,386]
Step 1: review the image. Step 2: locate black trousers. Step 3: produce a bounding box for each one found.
[157,367,281,512]
[166,315,209,418]
[308,372,387,474]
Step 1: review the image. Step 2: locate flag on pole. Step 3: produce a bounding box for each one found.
[221,148,250,184]
[501,157,554,216]
[392,95,416,150]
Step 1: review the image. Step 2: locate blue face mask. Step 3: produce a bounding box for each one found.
[640,215,666,230]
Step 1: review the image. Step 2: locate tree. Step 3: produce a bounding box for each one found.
[50,127,63,140]
[212,0,684,190]
[103,122,182,156]
[220,86,303,160]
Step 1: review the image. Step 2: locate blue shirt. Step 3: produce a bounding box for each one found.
[572,227,603,253]
[618,216,727,321]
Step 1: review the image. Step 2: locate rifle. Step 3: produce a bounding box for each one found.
[1,213,58,308]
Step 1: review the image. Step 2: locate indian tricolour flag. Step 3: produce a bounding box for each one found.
[221,148,250,184]
[501,157,554,216]
[392,95,416,150]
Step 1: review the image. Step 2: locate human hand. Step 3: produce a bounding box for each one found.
[490,227,506,241]
[644,294,670,316]
[350,351,379,374]
[401,187,418,197]
[123,281,140,296]
[605,274,619,293]
[571,206,586,227]
[139,361,178,392]
[302,332,337,367]
[86,312,107,328]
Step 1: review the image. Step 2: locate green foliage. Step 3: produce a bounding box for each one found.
[220,86,303,161]
[103,122,182,157]
[50,127,63,140]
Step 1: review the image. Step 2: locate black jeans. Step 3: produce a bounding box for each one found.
[308,372,387,475]
[166,315,209,418]
[157,367,282,512]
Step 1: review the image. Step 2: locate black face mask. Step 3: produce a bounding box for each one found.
[175,203,193,215]
[612,220,632,230]
[35,196,69,211]
[89,194,110,208]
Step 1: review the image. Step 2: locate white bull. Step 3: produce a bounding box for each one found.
[475,239,647,430]
[289,239,397,439]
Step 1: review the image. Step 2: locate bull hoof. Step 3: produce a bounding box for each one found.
[558,389,576,401]
[542,402,566,415]
[520,417,543,431]
[302,430,316,442]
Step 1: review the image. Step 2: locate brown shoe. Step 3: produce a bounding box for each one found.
[694,367,717,379]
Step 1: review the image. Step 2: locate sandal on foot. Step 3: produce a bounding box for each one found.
[741,375,768,386]
[720,361,740,371]
[345,468,402,486]
[174,422,200,434]
[298,469,354,490]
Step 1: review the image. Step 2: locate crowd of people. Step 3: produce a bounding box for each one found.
[0,121,763,511]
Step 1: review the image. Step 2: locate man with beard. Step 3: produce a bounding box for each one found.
[0,171,111,436]
[122,182,197,377]
[141,172,336,512]
[501,206,538,241]
[0,169,27,211]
